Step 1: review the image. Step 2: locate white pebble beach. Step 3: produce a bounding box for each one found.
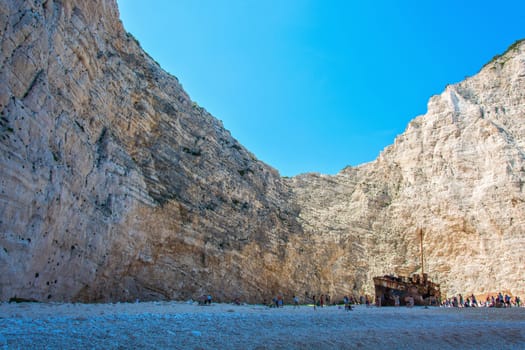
[1,301,524,349]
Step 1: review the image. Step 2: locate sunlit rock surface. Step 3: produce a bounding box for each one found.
[0,0,307,302]
[1,0,523,302]
[288,39,525,298]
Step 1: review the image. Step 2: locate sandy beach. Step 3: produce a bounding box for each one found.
[1,301,524,349]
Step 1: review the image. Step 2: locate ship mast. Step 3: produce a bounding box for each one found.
[419,227,424,275]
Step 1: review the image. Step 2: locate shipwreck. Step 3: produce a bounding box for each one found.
[373,273,441,306]
[374,228,441,306]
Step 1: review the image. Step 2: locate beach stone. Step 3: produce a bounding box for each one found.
[0,333,6,347]
[0,0,524,303]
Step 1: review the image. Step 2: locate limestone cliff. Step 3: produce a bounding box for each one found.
[0,0,308,302]
[288,40,525,298]
[1,0,524,303]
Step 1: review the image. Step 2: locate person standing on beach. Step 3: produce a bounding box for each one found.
[277,294,283,308]
[312,295,317,310]
[394,295,400,307]
[470,294,478,307]
[505,294,511,307]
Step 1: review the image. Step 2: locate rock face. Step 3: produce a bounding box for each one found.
[288,40,525,298]
[0,0,524,302]
[0,0,307,302]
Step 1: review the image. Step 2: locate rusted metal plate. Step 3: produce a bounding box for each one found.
[374,274,441,306]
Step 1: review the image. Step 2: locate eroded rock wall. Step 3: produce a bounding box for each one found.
[0,0,309,303]
[288,40,525,298]
[1,0,524,302]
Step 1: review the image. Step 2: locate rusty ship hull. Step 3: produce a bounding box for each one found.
[373,273,441,306]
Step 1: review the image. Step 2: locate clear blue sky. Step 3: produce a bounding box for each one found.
[117,1,525,176]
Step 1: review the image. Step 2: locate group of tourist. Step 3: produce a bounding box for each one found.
[441,292,521,308]
[271,294,285,308]
[265,293,368,309]
[244,291,523,309]
[197,294,213,305]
